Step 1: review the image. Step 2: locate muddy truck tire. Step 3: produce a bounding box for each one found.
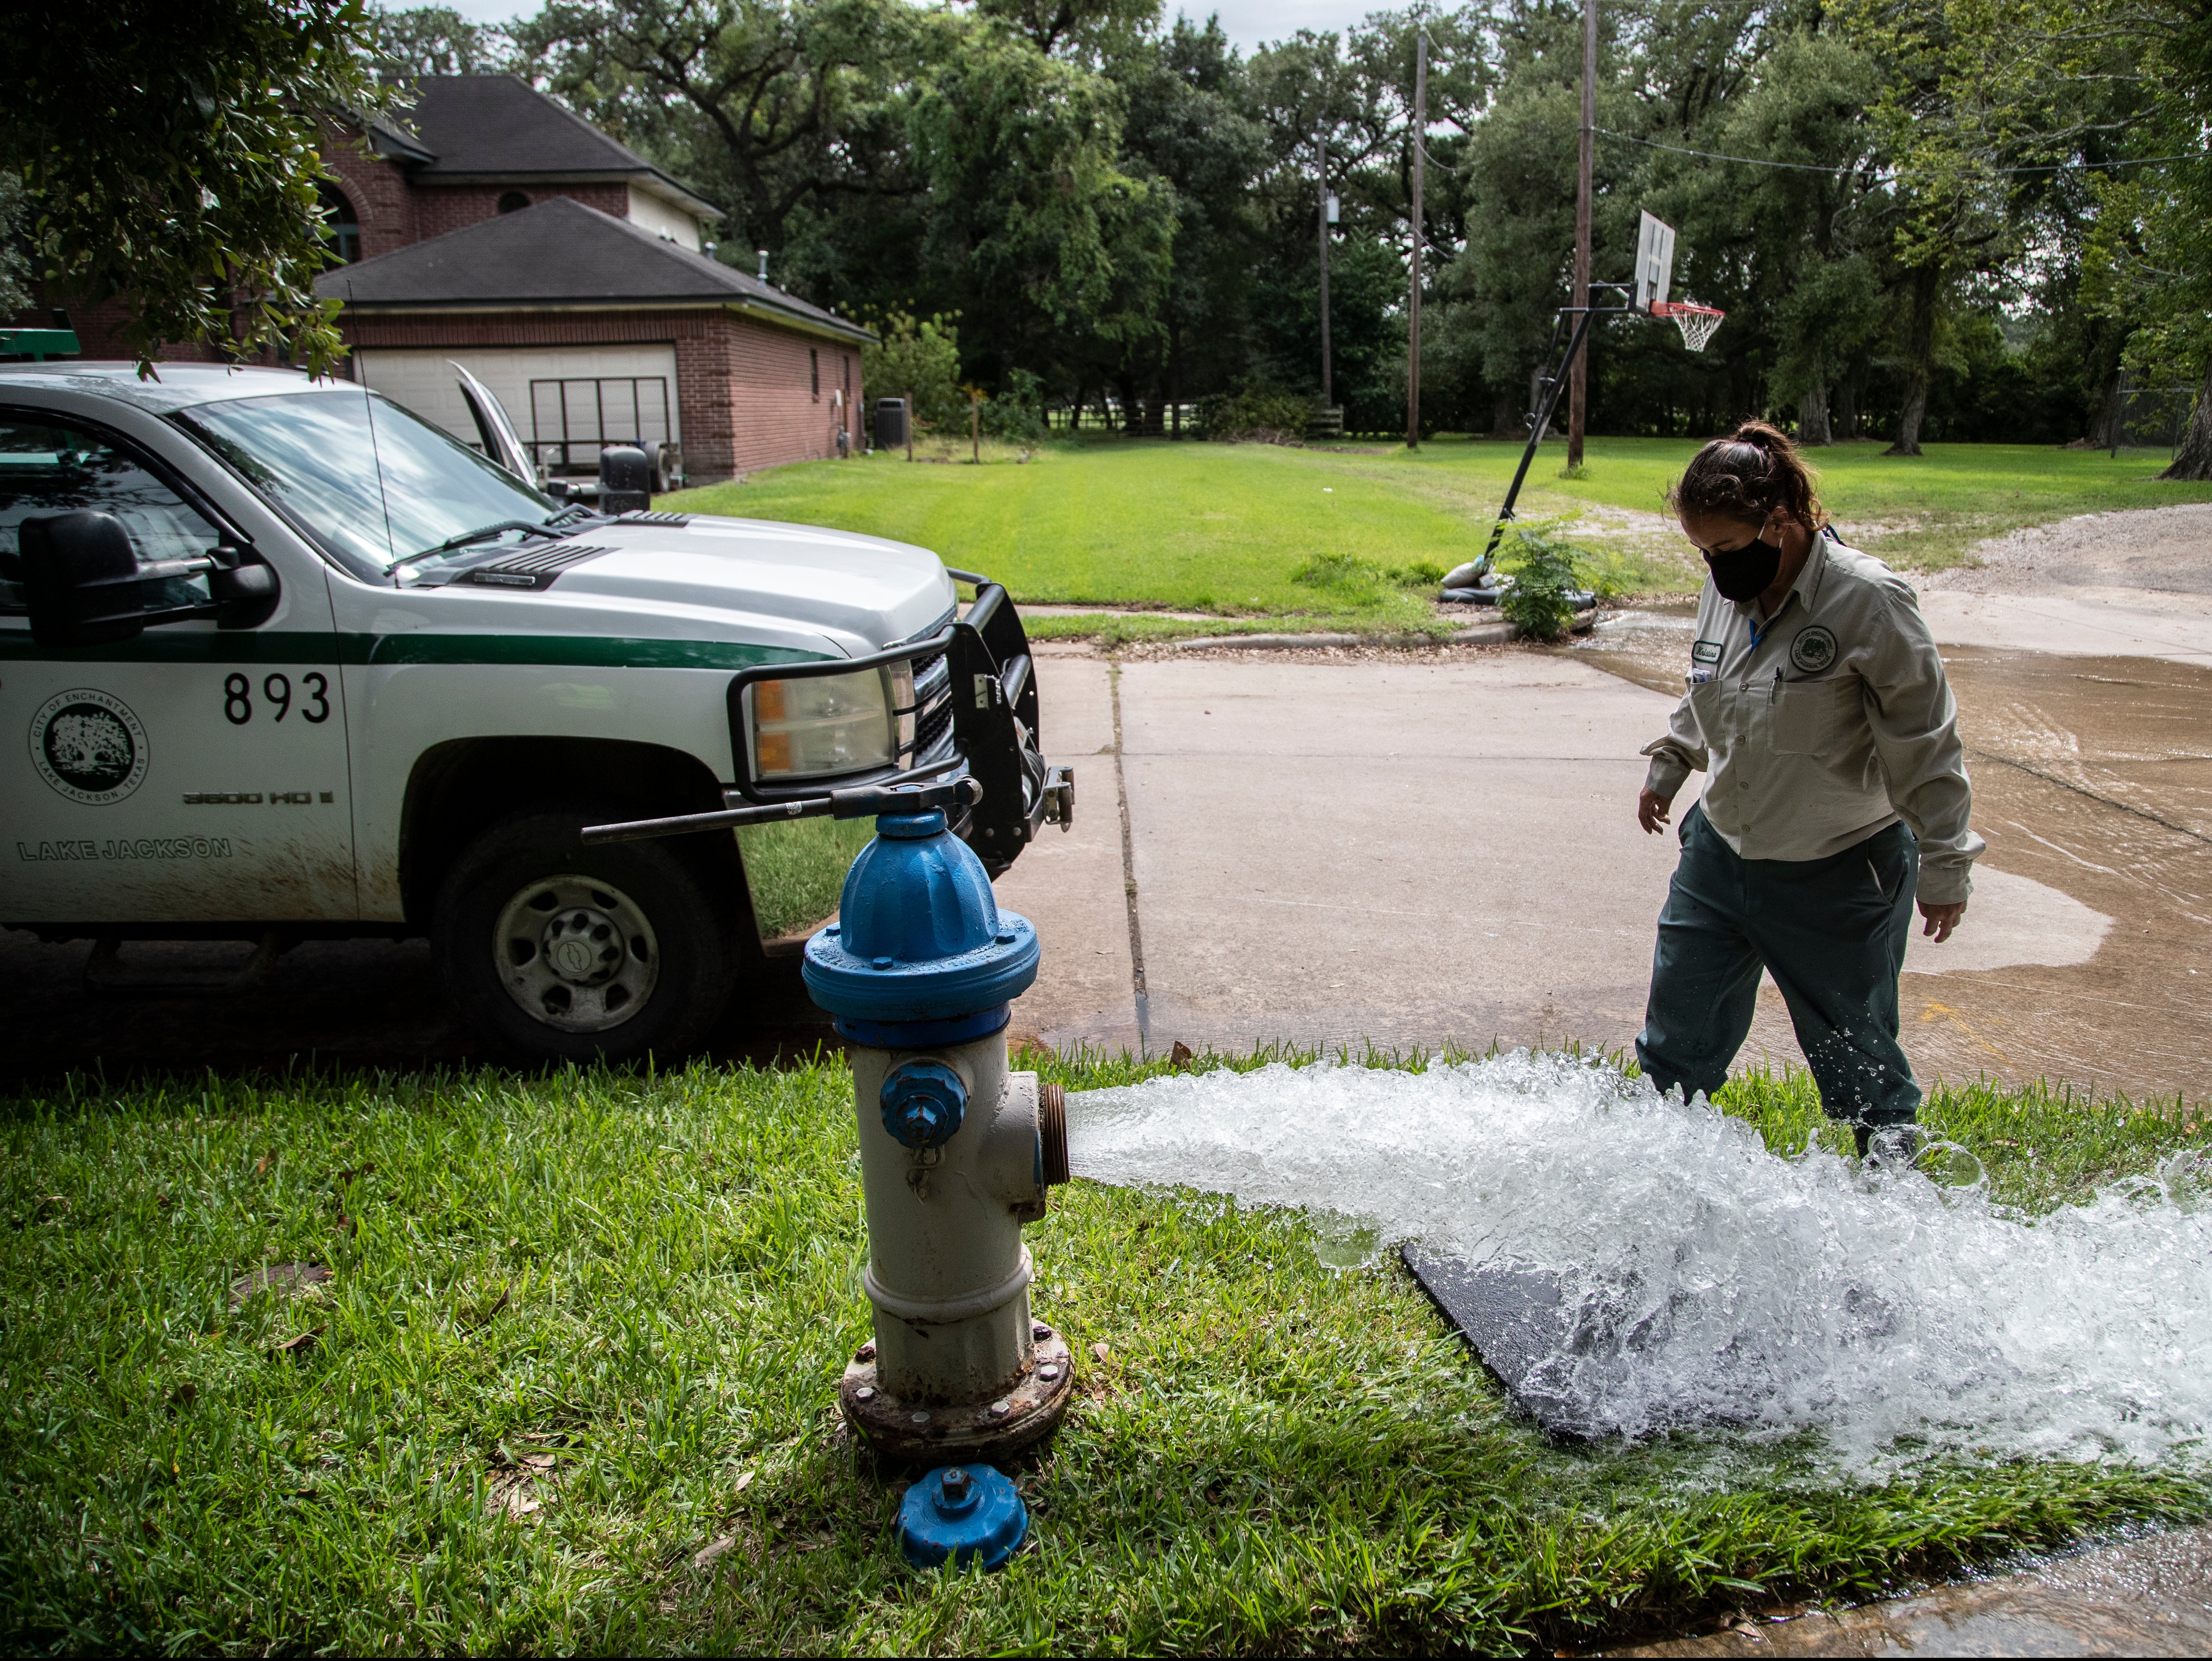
[433,811,739,1063]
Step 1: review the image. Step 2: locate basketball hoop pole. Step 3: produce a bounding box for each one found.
[1483,284,1632,563]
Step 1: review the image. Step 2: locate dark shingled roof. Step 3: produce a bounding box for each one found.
[379,76,716,216]
[318,196,873,344]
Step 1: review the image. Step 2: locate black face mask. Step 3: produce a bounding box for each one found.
[1704,534,1783,603]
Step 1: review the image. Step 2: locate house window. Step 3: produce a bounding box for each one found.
[498,190,530,214]
[843,356,850,393]
[810,349,819,399]
[319,185,360,264]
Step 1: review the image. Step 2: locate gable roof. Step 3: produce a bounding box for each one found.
[317,195,873,344]
[379,75,718,220]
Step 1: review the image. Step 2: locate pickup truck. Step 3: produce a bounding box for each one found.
[0,362,1069,1060]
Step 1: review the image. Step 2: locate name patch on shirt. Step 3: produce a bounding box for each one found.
[1790,626,1839,673]
[1691,638,1722,664]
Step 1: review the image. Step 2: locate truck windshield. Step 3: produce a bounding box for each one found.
[178,389,561,582]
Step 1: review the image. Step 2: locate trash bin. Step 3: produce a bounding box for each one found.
[874,398,909,451]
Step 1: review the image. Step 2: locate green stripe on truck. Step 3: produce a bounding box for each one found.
[0,632,833,670]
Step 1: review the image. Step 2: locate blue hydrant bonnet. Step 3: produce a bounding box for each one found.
[803,810,1039,1023]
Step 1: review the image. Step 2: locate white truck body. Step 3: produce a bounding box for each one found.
[0,364,1059,1057]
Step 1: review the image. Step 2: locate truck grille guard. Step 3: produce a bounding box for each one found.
[581,578,1073,860]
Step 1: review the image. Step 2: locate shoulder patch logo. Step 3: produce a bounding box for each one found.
[1790,625,1839,674]
[1690,638,1722,664]
[30,689,149,805]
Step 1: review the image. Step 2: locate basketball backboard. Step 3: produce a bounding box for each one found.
[1633,210,1676,314]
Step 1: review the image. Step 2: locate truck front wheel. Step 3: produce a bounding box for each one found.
[434,812,738,1062]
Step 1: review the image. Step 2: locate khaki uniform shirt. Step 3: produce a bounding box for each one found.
[1641,529,1984,905]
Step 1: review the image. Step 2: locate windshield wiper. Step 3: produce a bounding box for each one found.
[386,518,570,574]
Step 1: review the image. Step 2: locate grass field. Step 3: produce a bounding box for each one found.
[666,435,2212,626]
[5,1051,2204,1655]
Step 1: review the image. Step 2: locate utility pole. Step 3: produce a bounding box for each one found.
[1318,147,1333,410]
[1568,0,1595,469]
[1407,30,1427,449]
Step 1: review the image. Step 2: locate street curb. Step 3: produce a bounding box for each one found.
[1168,623,1522,651]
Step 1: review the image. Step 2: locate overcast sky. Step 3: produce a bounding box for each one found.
[438,1,1375,56]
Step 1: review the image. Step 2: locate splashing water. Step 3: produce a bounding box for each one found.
[1068,1054,2212,1467]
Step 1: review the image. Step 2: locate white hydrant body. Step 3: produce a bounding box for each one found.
[803,797,1072,1461]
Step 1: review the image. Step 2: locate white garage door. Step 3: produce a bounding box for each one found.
[355,345,682,471]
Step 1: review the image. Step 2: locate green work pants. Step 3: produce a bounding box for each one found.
[1637,803,1922,1128]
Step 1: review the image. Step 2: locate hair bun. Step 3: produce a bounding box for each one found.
[1669,420,1825,529]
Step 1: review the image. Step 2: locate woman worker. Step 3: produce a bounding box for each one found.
[1635,422,1982,1155]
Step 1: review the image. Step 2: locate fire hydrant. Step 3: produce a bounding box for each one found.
[803,783,1074,1464]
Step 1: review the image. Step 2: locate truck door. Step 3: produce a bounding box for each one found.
[0,410,357,924]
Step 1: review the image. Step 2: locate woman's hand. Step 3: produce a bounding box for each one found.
[1638,788,1674,835]
[1919,901,1966,943]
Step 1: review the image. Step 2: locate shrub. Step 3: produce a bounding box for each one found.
[1194,384,1314,443]
[863,310,962,432]
[1498,529,1583,641]
[979,367,1048,446]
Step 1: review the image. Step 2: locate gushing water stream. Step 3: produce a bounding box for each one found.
[1068,1055,2212,1466]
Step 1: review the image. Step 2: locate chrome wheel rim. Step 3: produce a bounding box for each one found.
[493,873,659,1033]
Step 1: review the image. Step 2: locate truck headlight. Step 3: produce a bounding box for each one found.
[747,662,915,781]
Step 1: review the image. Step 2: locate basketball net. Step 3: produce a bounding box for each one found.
[1652,300,1725,354]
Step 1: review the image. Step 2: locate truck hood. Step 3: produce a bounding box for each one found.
[542,513,959,656]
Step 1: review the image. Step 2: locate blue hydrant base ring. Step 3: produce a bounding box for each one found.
[839,1328,1075,1466]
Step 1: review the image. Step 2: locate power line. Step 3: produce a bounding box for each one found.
[1598,128,2197,178]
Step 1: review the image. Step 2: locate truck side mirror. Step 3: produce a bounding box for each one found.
[210,557,280,629]
[599,444,651,514]
[20,511,147,648]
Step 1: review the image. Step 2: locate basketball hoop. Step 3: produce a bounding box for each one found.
[1652,300,1726,354]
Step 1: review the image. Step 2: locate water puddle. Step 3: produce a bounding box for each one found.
[1070,1054,2212,1466]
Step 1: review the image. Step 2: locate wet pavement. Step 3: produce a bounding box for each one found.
[1613,1524,2212,1656]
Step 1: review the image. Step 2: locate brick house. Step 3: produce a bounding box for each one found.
[66,76,870,484]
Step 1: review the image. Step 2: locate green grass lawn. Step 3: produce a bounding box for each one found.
[665,435,2212,622]
[4,1052,2204,1654]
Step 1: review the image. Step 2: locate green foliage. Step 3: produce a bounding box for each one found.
[5,0,389,375]
[978,367,1049,445]
[0,175,32,320]
[1193,386,1315,442]
[1497,527,1584,641]
[0,1054,2204,1652]
[864,310,964,431]
[371,5,514,76]
[494,0,2196,453]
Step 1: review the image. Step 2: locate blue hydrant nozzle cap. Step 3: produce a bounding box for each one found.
[898,1464,1027,1571]
[881,1060,967,1149]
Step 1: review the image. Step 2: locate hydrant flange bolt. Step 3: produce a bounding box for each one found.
[839,1330,1076,1463]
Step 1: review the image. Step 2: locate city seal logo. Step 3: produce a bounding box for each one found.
[1789,625,1839,675]
[30,688,149,805]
